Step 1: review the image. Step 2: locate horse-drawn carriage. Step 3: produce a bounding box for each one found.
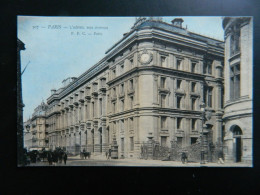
[80,151,91,159]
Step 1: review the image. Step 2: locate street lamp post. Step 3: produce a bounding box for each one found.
[200,102,206,164]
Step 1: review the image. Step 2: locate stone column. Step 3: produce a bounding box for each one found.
[102,120,108,154]
[93,122,100,154]
[134,116,141,158]
[80,124,86,149]
[65,134,69,151]
[75,127,80,154]
[86,123,93,153]
[184,118,190,147]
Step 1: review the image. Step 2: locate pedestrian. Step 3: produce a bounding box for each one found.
[181,152,188,164]
[63,152,67,165]
[218,150,224,164]
[108,148,112,160]
[105,151,108,159]
[52,151,58,166]
[47,151,52,165]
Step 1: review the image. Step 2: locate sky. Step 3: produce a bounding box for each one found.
[18,16,224,121]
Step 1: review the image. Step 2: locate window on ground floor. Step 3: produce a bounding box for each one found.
[161,136,167,147]
[177,137,183,147]
[130,137,134,151]
[191,137,198,145]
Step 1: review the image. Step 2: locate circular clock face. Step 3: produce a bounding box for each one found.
[141,53,150,63]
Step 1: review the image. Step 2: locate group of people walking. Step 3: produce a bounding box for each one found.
[47,148,67,165]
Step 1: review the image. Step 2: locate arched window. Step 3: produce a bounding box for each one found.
[233,125,242,136]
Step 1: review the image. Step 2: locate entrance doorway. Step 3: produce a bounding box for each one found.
[232,125,242,162]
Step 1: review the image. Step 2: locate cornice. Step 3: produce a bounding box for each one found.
[46,20,224,106]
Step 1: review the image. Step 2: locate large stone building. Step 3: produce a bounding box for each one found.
[42,18,224,159]
[23,102,48,150]
[222,17,253,164]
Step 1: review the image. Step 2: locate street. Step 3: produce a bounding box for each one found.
[26,155,252,167]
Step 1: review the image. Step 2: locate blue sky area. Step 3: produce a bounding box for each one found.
[18,16,224,121]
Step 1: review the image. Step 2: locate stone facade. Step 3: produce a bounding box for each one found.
[42,18,224,158]
[222,17,253,164]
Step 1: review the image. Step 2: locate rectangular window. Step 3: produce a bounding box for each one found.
[121,64,124,74]
[208,87,212,107]
[120,120,124,131]
[99,99,102,116]
[130,96,134,109]
[177,80,182,89]
[92,102,95,117]
[112,69,116,78]
[129,118,134,129]
[177,96,182,109]
[161,94,166,108]
[120,83,124,94]
[161,77,166,88]
[130,59,134,68]
[208,61,212,75]
[161,136,167,147]
[191,62,196,73]
[191,119,196,130]
[191,137,197,145]
[204,86,213,108]
[113,87,116,97]
[130,137,134,151]
[113,102,116,113]
[230,64,240,100]
[230,25,241,56]
[191,98,196,110]
[177,118,182,129]
[177,137,182,147]
[161,56,166,67]
[121,100,124,111]
[129,79,134,90]
[191,82,196,92]
[203,60,212,75]
[161,116,167,129]
[177,59,182,70]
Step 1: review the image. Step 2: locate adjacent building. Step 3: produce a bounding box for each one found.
[42,18,224,159]
[23,102,48,150]
[222,17,253,164]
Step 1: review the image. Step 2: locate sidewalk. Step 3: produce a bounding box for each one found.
[66,155,251,167]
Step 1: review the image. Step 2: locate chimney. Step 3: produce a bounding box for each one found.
[171,18,184,28]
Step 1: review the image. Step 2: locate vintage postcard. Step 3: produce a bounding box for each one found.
[17,16,253,167]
